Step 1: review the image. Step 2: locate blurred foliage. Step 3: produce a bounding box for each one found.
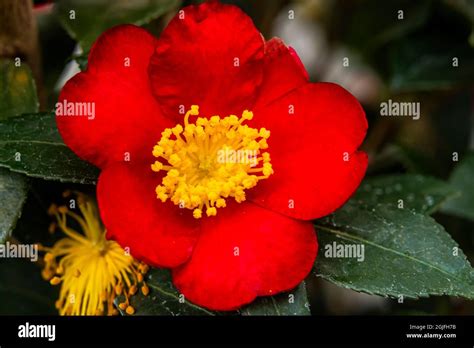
[442,153,474,221]
[0,60,38,120]
[55,0,181,52]
[0,113,99,184]
[352,174,459,214]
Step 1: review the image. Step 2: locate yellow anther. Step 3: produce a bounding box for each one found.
[193,209,202,219]
[58,206,68,214]
[206,207,217,217]
[208,191,218,201]
[42,269,53,280]
[153,145,164,157]
[44,252,54,263]
[115,284,123,295]
[172,124,183,135]
[48,204,58,216]
[50,276,61,285]
[168,169,179,178]
[242,110,253,120]
[125,306,135,315]
[141,284,150,296]
[137,273,144,283]
[129,285,137,296]
[162,129,172,138]
[48,222,56,234]
[210,116,220,125]
[140,264,149,274]
[228,115,239,125]
[118,302,127,310]
[151,161,163,172]
[169,154,181,166]
[259,128,270,138]
[263,163,273,177]
[196,117,208,127]
[259,139,269,149]
[190,105,199,115]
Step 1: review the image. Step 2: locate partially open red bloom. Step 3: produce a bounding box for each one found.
[56,1,367,310]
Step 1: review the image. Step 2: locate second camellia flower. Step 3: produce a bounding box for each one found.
[56,0,368,310]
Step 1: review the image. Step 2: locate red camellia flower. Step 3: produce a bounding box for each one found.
[56,0,368,310]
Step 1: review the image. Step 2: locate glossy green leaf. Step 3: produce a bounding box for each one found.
[55,0,181,51]
[0,58,36,243]
[388,35,474,91]
[314,202,474,299]
[442,153,474,221]
[353,174,459,214]
[0,169,28,243]
[239,281,310,315]
[0,112,99,184]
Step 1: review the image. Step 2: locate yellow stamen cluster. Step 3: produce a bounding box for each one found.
[39,191,149,316]
[151,105,273,218]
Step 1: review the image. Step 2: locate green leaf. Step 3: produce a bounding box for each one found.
[353,174,459,214]
[444,0,474,25]
[55,0,181,51]
[0,169,28,243]
[0,60,38,120]
[118,268,215,315]
[0,58,36,243]
[388,35,474,91]
[0,258,57,315]
[442,153,474,221]
[239,282,310,315]
[314,202,474,299]
[0,112,99,184]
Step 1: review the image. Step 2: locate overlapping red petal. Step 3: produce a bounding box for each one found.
[172,201,317,310]
[249,83,368,220]
[254,38,309,109]
[148,1,264,119]
[97,163,199,268]
[56,25,170,169]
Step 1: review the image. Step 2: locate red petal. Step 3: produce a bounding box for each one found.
[254,38,309,108]
[56,25,171,169]
[149,1,264,119]
[249,82,368,220]
[172,202,317,311]
[97,162,200,268]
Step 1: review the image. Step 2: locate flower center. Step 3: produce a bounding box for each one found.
[151,105,273,219]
